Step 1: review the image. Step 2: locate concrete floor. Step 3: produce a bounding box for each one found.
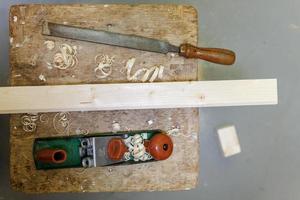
[0,0,299,199]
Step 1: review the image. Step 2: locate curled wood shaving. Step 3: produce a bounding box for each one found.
[94,54,115,78]
[75,128,89,135]
[44,40,55,50]
[53,44,78,70]
[53,112,71,135]
[39,114,49,123]
[125,58,164,82]
[123,152,131,161]
[123,134,152,162]
[21,114,38,132]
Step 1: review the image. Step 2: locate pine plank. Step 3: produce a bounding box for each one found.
[1,79,277,114]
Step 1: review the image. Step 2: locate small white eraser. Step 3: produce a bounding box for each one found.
[217,125,241,157]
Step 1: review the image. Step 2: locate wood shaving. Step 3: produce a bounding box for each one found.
[13,16,18,22]
[147,119,154,125]
[53,112,71,135]
[148,67,160,82]
[94,54,115,78]
[169,53,176,57]
[125,58,164,82]
[21,114,38,132]
[15,36,31,48]
[75,128,89,135]
[46,62,53,69]
[167,126,191,138]
[123,134,152,162]
[52,44,78,70]
[167,127,180,136]
[39,114,49,123]
[76,168,87,174]
[44,40,55,50]
[29,54,38,66]
[123,152,131,161]
[38,74,46,82]
[107,168,113,173]
[10,37,13,45]
[158,65,164,79]
[112,121,121,133]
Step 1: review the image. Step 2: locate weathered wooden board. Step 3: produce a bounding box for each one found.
[9,4,199,193]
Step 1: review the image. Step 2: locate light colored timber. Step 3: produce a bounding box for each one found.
[0,79,277,114]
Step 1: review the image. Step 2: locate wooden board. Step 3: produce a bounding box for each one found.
[9,4,199,193]
[0,79,278,114]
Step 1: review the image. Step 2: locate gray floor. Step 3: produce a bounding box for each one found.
[0,0,298,199]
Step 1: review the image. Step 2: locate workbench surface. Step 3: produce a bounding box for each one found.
[8,4,199,193]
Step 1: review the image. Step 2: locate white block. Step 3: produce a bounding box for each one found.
[217,125,241,157]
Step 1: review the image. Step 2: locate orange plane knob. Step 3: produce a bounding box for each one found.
[148,133,173,160]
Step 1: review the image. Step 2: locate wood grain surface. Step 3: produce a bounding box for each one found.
[1,79,277,114]
[9,4,199,193]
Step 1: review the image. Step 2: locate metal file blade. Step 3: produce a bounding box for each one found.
[43,22,180,54]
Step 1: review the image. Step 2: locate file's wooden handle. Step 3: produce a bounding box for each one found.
[179,43,236,65]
